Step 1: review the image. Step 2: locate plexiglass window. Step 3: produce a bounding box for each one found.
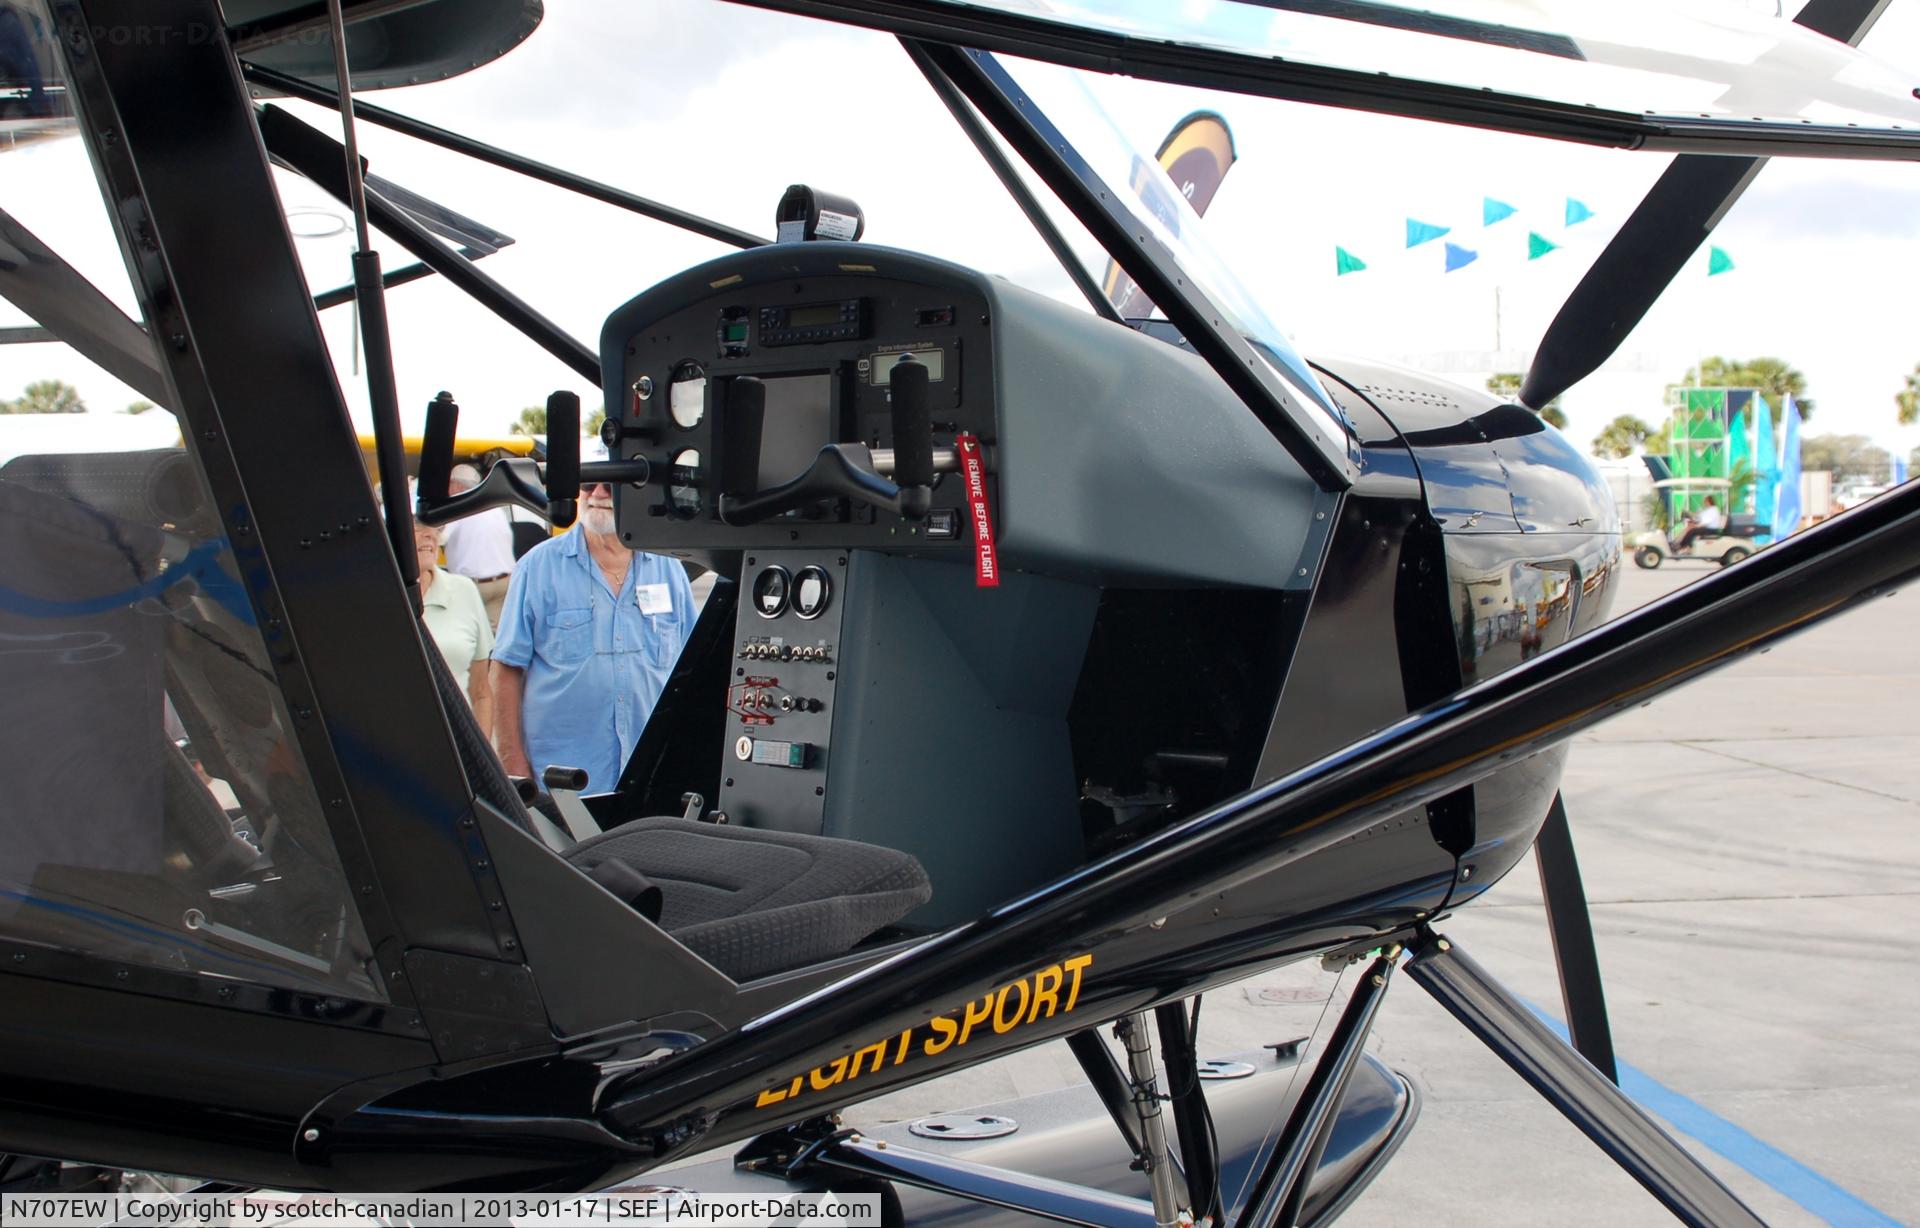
[0,3,384,1000]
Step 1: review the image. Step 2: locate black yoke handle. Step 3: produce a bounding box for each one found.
[717,443,930,526]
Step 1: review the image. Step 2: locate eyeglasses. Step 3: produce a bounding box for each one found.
[580,481,612,495]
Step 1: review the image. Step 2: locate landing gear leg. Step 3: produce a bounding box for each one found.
[1114,1012,1191,1228]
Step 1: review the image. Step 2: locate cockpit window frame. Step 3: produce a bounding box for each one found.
[722,0,1920,159]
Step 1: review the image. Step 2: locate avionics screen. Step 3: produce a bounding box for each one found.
[787,303,842,328]
[757,374,833,490]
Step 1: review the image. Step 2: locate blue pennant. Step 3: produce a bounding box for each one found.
[1406,217,1450,248]
[1565,197,1595,226]
[1444,242,1479,272]
[1483,197,1517,226]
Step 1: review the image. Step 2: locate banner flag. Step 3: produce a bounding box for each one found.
[1443,242,1479,272]
[1335,246,1368,276]
[1527,232,1559,260]
[1406,217,1450,247]
[1773,394,1804,535]
[1895,455,1909,485]
[1483,197,1517,226]
[1708,246,1736,275]
[1565,197,1595,225]
[1102,111,1236,317]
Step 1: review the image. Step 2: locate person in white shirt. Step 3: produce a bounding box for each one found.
[438,463,517,628]
[1675,495,1725,554]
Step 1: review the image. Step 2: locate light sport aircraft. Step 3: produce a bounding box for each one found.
[1,1,1918,1224]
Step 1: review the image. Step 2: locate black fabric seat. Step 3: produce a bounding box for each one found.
[419,643,929,981]
[565,818,929,980]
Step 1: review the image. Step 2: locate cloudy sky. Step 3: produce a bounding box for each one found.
[5,0,1920,462]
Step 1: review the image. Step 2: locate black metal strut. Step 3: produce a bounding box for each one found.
[1404,936,1765,1228]
[240,62,770,251]
[1237,954,1394,1228]
[322,0,418,611]
[257,104,602,386]
[1534,792,1618,1082]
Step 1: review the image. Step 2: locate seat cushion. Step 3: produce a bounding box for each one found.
[566,817,930,980]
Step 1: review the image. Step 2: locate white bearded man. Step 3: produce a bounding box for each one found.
[489,477,695,790]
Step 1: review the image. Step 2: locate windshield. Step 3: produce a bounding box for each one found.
[812,0,1920,146]
[995,53,1354,447]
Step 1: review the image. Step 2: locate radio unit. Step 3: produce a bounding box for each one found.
[758,298,865,346]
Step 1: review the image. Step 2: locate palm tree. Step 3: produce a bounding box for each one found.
[2,379,86,413]
[1897,362,1919,426]
[510,405,547,436]
[1680,356,1815,418]
[1591,414,1655,459]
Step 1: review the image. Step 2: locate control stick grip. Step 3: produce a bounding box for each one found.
[546,390,581,528]
[889,357,935,502]
[722,377,766,495]
[417,391,458,506]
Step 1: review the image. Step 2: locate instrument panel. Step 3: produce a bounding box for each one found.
[604,253,996,560]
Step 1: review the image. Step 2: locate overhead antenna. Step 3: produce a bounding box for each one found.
[325,0,421,613]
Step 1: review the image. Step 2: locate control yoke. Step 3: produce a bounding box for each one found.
[718,355,936,527]
[414,389,651,529]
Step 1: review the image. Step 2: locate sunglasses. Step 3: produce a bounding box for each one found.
[579,481,613,495]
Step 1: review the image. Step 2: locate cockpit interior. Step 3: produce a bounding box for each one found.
[523,238,1331,973]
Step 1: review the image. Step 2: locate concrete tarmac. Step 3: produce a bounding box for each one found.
[844,562,1920,1226]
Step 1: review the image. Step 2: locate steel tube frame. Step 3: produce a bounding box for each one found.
[607,478,1920,1143]
[1066,1029,1145,1159]
[257,104,602,385]
[899,39,1122,324]
[239,63,770,251]
[1404,938,1765,1228]
[1236,956,1393,1228]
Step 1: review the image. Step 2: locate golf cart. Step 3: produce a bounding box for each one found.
[1629,478,1767,568]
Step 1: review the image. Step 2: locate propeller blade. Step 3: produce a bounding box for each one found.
[1520,0,1894,410]
[1533,792,1617,1083]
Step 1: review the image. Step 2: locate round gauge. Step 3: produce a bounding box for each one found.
[669,366,707,429]
[792,565,832,620]
[668,449,703,515]
[751,565,793,619]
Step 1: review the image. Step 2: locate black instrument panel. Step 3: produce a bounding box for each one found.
[608,264,996,556]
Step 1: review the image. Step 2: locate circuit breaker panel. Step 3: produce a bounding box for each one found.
[717,550,847,834]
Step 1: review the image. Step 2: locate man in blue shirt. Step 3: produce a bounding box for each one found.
[490,480,695,791]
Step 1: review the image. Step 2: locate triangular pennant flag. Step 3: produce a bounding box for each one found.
[1335,246,1368,276]
[1565,197,1594,226]
[1406,218,1450,248]
[1443,242,1479,272]
[1527,231,1559,260]
[1708,246,1735,275]
[1483,197,1517,226]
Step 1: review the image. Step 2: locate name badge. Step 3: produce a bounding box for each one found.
[636,583,673,615]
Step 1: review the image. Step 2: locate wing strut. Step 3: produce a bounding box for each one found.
[1535,792,1618,1083]
[1406,936,1766,1227]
